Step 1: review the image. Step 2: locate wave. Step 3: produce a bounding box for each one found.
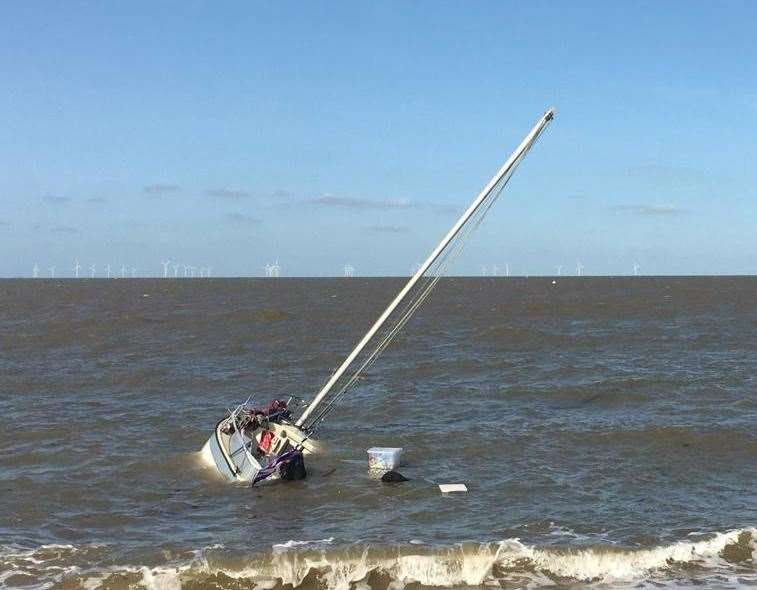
[2,528,754,589]
[272,538,335,552]
[0,543,105,589]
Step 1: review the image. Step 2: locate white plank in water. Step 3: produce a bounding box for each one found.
[438,484,468,493]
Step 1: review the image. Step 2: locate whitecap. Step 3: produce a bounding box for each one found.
[272,537,335,551]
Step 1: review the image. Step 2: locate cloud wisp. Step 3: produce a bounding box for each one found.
[206,188,251,199]
[143,184,181,195]
[612,203,688,216]
[225,212,262,225]
[43,195,71,204]
[366,225,411,234]
[307,195,412,210]
[50,225,78,234]
[304,194,455,213]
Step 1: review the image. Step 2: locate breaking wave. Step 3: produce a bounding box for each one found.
[2,528,754,589]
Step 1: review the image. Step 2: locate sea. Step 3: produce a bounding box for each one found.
[0,277,755,589]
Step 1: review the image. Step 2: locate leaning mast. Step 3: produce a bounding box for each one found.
[295,108,555,428]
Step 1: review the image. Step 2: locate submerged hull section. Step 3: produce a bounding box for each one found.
[201,419,264,481]
[201,423,238,481]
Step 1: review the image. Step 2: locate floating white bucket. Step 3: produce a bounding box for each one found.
[367,447,403,472]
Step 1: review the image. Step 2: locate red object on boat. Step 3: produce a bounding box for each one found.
[258,430,274,453]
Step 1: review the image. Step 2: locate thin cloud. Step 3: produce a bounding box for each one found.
[612,203,688,216]
[50,225,78,234]
[206,188,251,199]
[307,195,413,210]
[43,195,71,204]
[272,191,455,213]
[143,184,180,194]
[366,224,411,234]
[225,212,261,225]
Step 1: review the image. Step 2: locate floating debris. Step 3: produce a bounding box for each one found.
[381,470,409,483]
[439,483,468,493]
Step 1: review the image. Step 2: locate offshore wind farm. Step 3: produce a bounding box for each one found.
[24,258,656,279]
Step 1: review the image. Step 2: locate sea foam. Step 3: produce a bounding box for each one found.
[3,528,755,590]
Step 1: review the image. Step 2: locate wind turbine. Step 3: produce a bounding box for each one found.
[74,258,81,278]
[265,261,280,278]
[633,262,640,276]
[32,263,39,278]
[106,264,111,279]
[120,264,127,278]
[206,267,212,278]
[183,264,190,278]
[492,264,499,276]
[481,265,488,276]
[49,266,56,278]
[556,265,562,276]
[90,264,96,278]
[576,260,584,277]
[131,267,137,278]
[505,263,510,277]
[343,264,355,277]
[172,263,180,278]
[162,260,171,278]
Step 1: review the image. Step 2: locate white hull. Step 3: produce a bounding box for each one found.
[201,416,318,483]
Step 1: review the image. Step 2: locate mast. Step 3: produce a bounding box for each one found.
[295,107,555,428]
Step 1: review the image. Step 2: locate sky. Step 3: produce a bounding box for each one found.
[1,1,756,277]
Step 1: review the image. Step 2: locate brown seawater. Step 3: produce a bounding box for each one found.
[0,277,755,588]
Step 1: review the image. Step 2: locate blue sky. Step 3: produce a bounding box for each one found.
[2,1,756,277]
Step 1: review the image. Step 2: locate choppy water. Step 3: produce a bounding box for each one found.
[1,277,755,589]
